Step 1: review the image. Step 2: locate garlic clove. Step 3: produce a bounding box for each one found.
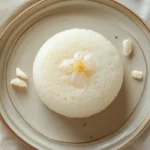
[84,53,93,62]
[10,78,27,87]
[84,54,95,71]
[59,59,74,73]
[71,72,86,88]
[16,68,28,80]
[132,70,143,80]
[123,39,132,56]
[74,51,84,60]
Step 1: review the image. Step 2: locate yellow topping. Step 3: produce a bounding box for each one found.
[59,51,95,88]
[71,59,85,72]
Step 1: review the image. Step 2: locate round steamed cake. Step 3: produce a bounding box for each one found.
[33,29,123,118]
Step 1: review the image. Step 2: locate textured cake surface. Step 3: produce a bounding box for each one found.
[33,29,123,118]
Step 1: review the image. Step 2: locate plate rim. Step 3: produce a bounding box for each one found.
[0,0,150,150]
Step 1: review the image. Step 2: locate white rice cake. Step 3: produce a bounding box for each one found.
[33,29,123,118]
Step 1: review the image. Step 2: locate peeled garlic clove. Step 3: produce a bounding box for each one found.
[71,72,86,88]
[10,78,27,87]
[84,54,95,71]
[59,59,74,73]
[132,70,143,80]
[16,68,28,80]
[74,51,84,60]
[84,53,93,62]
[123,39,132,56]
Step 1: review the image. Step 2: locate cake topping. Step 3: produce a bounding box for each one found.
[59,51,95,88]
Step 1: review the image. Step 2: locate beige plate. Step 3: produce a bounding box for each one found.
[0,0,150,150]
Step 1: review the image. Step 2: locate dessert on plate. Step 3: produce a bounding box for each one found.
[33,29,123,118]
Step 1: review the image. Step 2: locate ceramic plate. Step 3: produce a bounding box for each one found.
[0,0,150,150]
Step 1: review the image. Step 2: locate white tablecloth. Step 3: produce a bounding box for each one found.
[0,0,150,150]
